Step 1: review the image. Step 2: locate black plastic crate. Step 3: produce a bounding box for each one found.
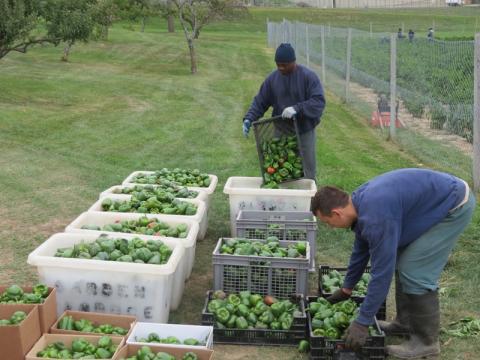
[252,116,305,185]
[306,296,386,360]
[201,290,307,346]
[318,265,386,320]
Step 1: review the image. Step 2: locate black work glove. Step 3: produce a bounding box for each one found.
[344,321,369,352]
[326,288,351,304]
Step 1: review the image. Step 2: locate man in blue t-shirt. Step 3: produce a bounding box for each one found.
[310,168,475,358]
[242,43,326,181]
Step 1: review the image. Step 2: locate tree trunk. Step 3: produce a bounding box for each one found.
[193,28,200,39]
[61,41,73,62]
[187,37,197,74]
[141,16,146,32]
[167,15,175,33]
[102,25,109,40]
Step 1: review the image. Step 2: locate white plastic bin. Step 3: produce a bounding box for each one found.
[65,212,199,279]
[88,194,207,241]
[127,323,213,349]
[223,177,317,236]
[27,233,184,322]
[122,171,218,209]
[100,184,209,205]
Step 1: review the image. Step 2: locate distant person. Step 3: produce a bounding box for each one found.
[242,43,326,181]
[397,28,404,39]
[408,29,414,42]
[377,94,390,113]
[427,28,434,42]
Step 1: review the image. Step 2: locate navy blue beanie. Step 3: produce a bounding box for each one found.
[275,43,296,63]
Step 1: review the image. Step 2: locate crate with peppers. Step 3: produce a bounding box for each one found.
[35,336,119,359]
[306,296,385,359]
[57,315,129,336]
[202,290,306,346]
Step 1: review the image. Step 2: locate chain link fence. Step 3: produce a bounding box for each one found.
[267,20,479,188]
[248,0,446,8]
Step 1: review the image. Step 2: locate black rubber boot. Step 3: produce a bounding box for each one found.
[378,273,411,336]
[387,290,440,359]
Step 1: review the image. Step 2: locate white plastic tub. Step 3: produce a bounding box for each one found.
[223,177,317,236]
[122,171,218,209]
[65,212,199,280]
[27,233,185,322]
[100,184,209,205]
[88,194,207,241]
[127,323,213,349]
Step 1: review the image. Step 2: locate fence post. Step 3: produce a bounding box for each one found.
[321,25,326,85]
[345,28,352,103]
[390,33,397,139]
[474,33,480,191]
[306,24,310,67]
[283,18,286,43]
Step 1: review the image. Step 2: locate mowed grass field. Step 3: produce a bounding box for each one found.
[0,8,479,359]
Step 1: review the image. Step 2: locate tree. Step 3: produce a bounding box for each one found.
[91,0,118,40]
[170,0,247,74]
[117,0,157,32]
[43,0,95,61]
[0,0,58,59]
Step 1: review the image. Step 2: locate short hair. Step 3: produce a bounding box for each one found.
[311,186,349,216]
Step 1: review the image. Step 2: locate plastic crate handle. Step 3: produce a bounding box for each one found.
[268,215,286,222]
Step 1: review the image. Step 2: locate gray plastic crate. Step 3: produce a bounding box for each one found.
[236,210,317,271]
[212,238,310,299]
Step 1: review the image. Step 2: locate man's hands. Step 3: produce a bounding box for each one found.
[344,321,369,351]
[326,288,352,304]
[242,119,252,137]
[281,106,297,119]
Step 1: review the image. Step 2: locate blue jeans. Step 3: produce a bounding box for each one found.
[397,191,476,294]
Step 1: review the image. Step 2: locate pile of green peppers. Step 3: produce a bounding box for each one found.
[36,336,117,359]
[131,168,211,188]
[120,346,198,360]
[322,270,371,296]
[248,224,310,242]
[0,311,27,326]
[113,184,198,199]
[57,316,128,335]
[219,237,307,259]
[308,298,358,339]
[0,284,49,304]
[207,290,303,331]
[100,195,197,216]
[54,235,172,264]
[135,333,204,346]
[81,217,189,238]
[261,135,304,189]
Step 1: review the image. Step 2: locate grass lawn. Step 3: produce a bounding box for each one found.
[0,8,479,359]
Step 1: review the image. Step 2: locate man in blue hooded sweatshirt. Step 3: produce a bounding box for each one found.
[242,43,326,181]
[310,168,475,359]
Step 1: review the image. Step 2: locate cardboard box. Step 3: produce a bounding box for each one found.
[26,333,125,360]
[0,305,42,360]
[0,286,57,333]
[114,343,214,360]
[51,310,136,338]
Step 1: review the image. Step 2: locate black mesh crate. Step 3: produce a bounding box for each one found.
[212,238,310,299]
[306,296,386,360]
[318,266,386,320]
[252,116,305,185]
[235,210,318,271]
[201,290,307,346]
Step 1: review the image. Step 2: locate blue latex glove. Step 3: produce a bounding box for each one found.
[243,119,252,137]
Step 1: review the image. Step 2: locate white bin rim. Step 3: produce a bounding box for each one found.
[122,170,218,195]
[223,176,317,196]
[99,184,209,203]
[27,233,185,276]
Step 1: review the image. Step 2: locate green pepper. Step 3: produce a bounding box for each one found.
[33,284,49,298]
[315,308,334,320]
[298,340,310,353]
[58,315,74,330]
[311,318,324,330]
[247,312,258,325]
[237,304,250,318]
[270,302,285,317]
[98,335,112,348]
[182,352,198,360]
[0,319,10,326]
[207,299,225,313]
[255,322,268,329]
[249,294,263,307]
[308,302,323,316]
[74,319,91,331]
[333,312,350,329]
[58,349,73,359]
[6,285,23,300]
[270,321,281,330]
[259,310,274,325]
[339,300,357,315]
[235,316,249,330]
[325,327,340,339]
[254,302,269,316]
[214,307,230,324]
[72,339,88,353]
[313,328,326,336]
[226,314,237,329]
[95,347,111,358]
[183,338,200,346]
